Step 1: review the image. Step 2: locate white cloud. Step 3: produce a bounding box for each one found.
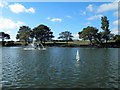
[8,3,35,14]
[97,2,118,13]
[46,17,51,20]
[113,20,118,26]
[73,33,79,39]
[0,1,8,8]
[86,4,93,12]
[66,15,72,18]
[80,10,86,16]
[6,30,11,34]
[85,22,91,26]
[0,17,25,40]
[26,7,35,13]
[88,14,103,20]
[51,18,62,22]
[111,27,118,34]
[0,17,24,31]
[113,11,118,17]
[113,11,120,18]
[47,17,62,22]
[83,11,86,15]
[113,19,120,26]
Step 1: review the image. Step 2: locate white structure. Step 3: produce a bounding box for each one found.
[76,50,80,61]
[23,38,46,50]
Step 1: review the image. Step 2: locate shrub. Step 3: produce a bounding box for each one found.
[115,38,120,43]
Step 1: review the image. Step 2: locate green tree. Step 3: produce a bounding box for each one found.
[0,32,10,41]
[16,26,32,43]
[78,26,98,45]
[58,31,73,44]
[101,16,111,43]
[113,34,120,43]
[33,24,54,43]
[95,32,103,44]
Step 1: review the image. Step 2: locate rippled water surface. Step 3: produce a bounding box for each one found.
[1,47,119,89]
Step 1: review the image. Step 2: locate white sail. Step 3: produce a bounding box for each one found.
[76,50,80,61]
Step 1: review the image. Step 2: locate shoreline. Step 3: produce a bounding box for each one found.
[1,41,120,48]
[1,43,120,48]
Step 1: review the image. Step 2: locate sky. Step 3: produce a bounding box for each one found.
[0,0,119,41]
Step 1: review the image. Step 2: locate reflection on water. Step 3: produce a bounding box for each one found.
[75,61,80,67]
[1,47,119,89]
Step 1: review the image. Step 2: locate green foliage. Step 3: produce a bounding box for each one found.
[16,26,32,43]
[95,32,103,44]
[78,26,98,44]
[101,16,109,31]
[58,31,73,43]
[113,35,120,43]
[16,25,54,44]
[33,24,54,43]
[78,16,112,45]
[116,38,120,43]
[0,32,10,41]
[101,16,111,43]
[113,35,120,40]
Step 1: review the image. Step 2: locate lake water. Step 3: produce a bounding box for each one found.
[1,47,119,89]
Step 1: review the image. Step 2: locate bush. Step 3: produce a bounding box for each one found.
[5,41,15,46]
[115,38,120,43]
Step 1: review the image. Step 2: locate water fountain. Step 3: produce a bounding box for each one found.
[38,43,46,50]
[23,38,46,50]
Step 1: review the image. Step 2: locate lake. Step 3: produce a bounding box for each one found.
[1,47,119,89]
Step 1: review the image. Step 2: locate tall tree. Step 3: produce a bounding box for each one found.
[101,16,110,43]
[58,31,73,44]
[33,24,54,43]
[78,26,98,45]
[0,32,10,41]
[16,26,32,43]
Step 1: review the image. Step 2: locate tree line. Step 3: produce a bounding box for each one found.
[78,16,120,44]
[0,16,120,45]
[78,16,111,45]
[16,24,54,44]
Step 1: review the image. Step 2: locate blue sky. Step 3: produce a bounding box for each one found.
[0,0,119,40]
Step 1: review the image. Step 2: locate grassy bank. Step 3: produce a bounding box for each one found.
[1,40,120,48]
[44,40,120,48]
[44,40,90,47]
